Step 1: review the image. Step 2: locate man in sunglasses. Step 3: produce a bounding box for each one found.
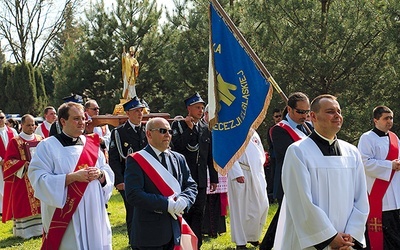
[171,92,218,248]
[124,117,198,249]
[84,100,111,156]
[260,92,313,250]
[109,96,148,248]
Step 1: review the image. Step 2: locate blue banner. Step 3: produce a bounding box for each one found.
[209,3,272,172]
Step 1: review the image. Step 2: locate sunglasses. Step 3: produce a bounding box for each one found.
[273,115,282,118]
[90,107,100,111]
[0,116,5,119]
[294,108,310,115]
[150,128,173,135]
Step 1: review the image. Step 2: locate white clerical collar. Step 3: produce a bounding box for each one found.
[314,130,337,145]
[19,131,35,141]
[43,120,53,127]
[62,131,81,142]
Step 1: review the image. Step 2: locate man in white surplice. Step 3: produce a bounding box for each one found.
[274,94,369,250]
[227,129,269,249]
[28,102,114,249]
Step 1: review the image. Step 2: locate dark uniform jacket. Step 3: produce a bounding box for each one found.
[171,119,218,187]
[109,122,147,186]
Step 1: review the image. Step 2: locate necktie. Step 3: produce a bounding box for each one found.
[193,124,198,134]
[297,124,308,135]
[160,152,168,170]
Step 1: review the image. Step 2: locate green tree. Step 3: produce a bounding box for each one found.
[5,61,37,114]
[34,67,48,115]
[0,64,13,110]
[235,0,400,142]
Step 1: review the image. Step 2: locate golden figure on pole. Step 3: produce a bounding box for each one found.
[122,46,139,99]
[113,46,140,115]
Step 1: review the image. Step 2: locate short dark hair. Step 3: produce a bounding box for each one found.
[44,106,55,115]
[310,94,337,112]
[287,92,309,109]
[373,105,392,120]
[272,108,281,113]
[84,100,97,109]
[58,102,83,123]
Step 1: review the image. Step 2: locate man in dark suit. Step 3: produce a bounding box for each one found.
[124,117,198,249]
[260,92,313,250]
[109,96,148,246]
[171,92,218,248]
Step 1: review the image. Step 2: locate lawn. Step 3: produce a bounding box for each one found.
[0,190,277,249]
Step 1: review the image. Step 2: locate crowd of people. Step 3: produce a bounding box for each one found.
[1,90,400,250]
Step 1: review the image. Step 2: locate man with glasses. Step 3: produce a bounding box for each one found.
[109,96,148,247]
[35,106,57,138]
[260,92,313,250]
[84,100,111,155]
[171,92,218,249]
[0,111,18,216]
[124,117,197,249]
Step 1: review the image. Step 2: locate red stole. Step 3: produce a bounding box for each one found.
[131,151,198,250]
[272,121,302,142]
[41,134,100,250]
[40,123,49,138]
[367,131,399,249]
[0,126,15,158]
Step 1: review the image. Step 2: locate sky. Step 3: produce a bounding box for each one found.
[1,0,177,62]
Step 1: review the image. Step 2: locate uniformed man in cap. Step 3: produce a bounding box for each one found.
[109,96,147,247]
[171,92,218,248]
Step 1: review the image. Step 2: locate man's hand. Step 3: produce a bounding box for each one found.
[236,176,245,183]
[392,159,400,171]
[174,197,187,215]
[184,115,194,129]
[167,197,177,220]
[209,183,218,192]
[116,183,125,191]
[330,233,354,249]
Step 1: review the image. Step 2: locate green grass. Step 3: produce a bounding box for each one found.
[0,190,278,249]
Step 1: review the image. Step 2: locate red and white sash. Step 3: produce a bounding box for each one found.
[40,123,49,138]
[271,120,303,142]
[131,150,198,250]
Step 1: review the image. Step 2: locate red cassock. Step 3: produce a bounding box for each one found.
[2,135,42,223]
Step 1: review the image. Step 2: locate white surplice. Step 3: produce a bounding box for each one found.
[358,130,400,211]
[274,137,369,250]
[227,131,269,245]
[28,136,114,250]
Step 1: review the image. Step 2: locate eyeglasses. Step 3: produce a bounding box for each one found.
[294,108,310,115]
[273,115,282,118]
[0,116,5,119]
[150,128,173,135]
[89,107,100,111]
